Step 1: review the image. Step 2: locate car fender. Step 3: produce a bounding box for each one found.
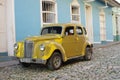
[41,42,67,62]
[81,41,93,56]
[15,42,24,58]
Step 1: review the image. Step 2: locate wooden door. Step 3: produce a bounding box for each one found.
[85,4,94,43]
[100,11,106,41]
[0,0,7,52]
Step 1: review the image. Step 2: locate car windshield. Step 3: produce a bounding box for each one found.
[41,26,62,35]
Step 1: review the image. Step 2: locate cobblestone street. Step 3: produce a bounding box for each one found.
[0,43,120,80]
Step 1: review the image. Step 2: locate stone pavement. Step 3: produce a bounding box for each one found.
[0,41,120,68]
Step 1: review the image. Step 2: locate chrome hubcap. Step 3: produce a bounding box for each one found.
[53,56,61,68]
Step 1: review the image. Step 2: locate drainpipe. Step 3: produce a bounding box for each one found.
[116,16,119,41]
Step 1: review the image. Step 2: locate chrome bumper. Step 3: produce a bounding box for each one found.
[20,58,47,64]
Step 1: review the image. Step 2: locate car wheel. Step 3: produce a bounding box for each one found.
[47,52,62,70]
[84,47,92,61]
[19,60,31,67]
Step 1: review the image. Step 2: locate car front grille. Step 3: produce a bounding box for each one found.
[24,40,33,58]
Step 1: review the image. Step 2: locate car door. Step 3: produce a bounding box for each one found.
[75,26,86,56]
[62,26,78,58]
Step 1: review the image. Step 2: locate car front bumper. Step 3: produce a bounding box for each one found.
[20,58,47,64]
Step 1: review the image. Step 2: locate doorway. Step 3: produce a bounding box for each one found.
[0,0,7,53]
[0,0,15,56]
[85,4,94,43]
[99,10,106,42]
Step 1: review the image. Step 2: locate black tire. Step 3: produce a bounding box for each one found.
[84,47,92,61]
[19,60,31,67]
[47,52,62,70]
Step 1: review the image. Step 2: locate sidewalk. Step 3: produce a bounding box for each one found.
[0,56,19,67]
[93,41,120,49]
[0,60,19,67]
[0,41,120,68]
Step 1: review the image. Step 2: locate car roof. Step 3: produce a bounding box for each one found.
[43,23,84,28]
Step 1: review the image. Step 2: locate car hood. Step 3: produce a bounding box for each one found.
[25,34,62,42]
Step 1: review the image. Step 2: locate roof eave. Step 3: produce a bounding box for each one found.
[101,0,120,7]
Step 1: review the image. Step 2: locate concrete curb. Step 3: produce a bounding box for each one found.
[0,60,19,68]
[93,41,120,50]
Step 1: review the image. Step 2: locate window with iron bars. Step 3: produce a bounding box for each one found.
[42,1,56,24]
[71,6,80,23]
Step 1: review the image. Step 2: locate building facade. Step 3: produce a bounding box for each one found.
[0,0,120,56]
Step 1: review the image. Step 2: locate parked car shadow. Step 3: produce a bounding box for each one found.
[18,57,88,71]
[62,57,86,66]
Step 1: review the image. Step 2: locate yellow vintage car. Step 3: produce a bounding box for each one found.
[14,23,93,70]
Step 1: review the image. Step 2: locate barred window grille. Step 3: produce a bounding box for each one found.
[42,1,56,24]
[71,6,80,22]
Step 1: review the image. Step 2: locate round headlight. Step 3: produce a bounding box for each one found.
[14,43,18,49]
[40,44,45,51]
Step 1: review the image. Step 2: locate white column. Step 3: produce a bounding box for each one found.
[6,0,16,56]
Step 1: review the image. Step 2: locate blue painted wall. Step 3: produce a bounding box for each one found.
[78,0,86,26]
[56,0,86,26]
[15,0,41,41]
[105,7,113,41]
[56,0,72,23]
[91,1,113,42]
[14,0,113,43]
[92,1,102,42]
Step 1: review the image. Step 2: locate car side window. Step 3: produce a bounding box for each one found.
[76,26,83,35]
[65,26,74,36]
